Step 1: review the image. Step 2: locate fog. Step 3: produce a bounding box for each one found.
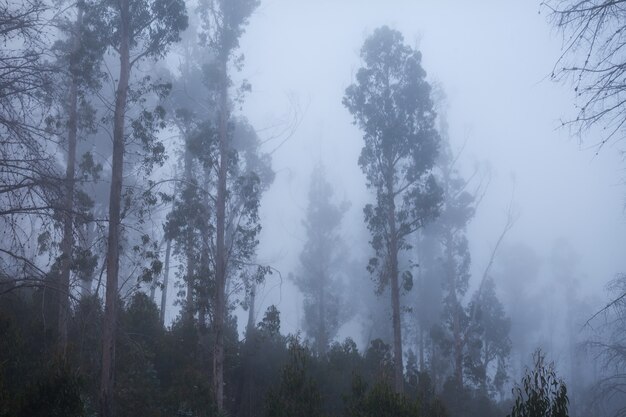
[3,0,626,416]
[235,0,626,334]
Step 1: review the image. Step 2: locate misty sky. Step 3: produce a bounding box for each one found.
[196,0,626,336]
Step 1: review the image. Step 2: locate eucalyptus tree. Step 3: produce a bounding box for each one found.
[293,163,349,355]
[424,119,511,394]
[343,26,442,393]
[465,277,511,397]
[96,0,188,415]
[191,116,272,409]
[162,19,207,317]
[426,137,477,388]
[410,229,444,374]
[507,350,569,417]
[195,0,265,409]
[51,0,108,358]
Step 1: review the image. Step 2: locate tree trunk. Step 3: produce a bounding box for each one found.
[160,238,171,326]
[149,277,157,302]
[446,230,463,387]
[318,271,326,355]
[419,326,424,372]
[99,0,130,414]
[246,283,256,333]
[213,60,229,411]
[80,223,96,299]
[184,142,195,318]
[480,344,488,393]
[57,6,83,359]
[387,174,403,394]
[198,167,212,329]
[390,237,403,393]
[237,285,256,417]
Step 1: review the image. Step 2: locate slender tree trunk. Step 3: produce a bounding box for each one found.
[446,230,463,387]
[387,174,403,393]
[246,284,256,333]
[149,278,157,301]
[237,285,256,417]
[390,236,403,393]
[160,238,171,326]
[480,344,488,393]
[198,229,208,329]
[149,241,164,301]
[184,142,195,317]
[198,168,212,329]
[452,309,463,385]
[318,272,326,355]
[213,59,229,411]
[452,317,463,386]
[430,338,438,390]
[99,0,130,415]
[419,326,424,372]
[80,223,95,298]
[57,6,83,359]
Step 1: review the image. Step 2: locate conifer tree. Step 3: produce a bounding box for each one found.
[293,164,349,355]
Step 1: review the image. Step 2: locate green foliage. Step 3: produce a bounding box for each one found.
[98,0,188,59]
[508,350,569,417]
[67,296,103,413]
[258,305,282,336]
[343,27,441,390]
[343,26,442,292]
[164,116,273,316]
[114,294,163,417]
[0,290,84,417]
[309,339,361,414]
[157,316,216,416]
[14,362,85,417]
[198,0,260,61]
[344,375,434,417]
[293,163,350,355]
[0,288,458,417]
[264,338,323,417]
[466,278,511,395]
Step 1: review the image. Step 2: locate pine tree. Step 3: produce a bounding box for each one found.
[293,163,349,355]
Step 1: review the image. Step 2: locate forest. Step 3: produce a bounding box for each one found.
[1,1,626,416]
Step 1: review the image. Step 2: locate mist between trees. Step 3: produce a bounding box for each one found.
[1,1,626,417]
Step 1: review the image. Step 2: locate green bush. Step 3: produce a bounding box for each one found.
[508,350,568,417]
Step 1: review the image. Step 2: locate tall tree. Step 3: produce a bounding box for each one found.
[427,137,477,388]
[410,226,445,384]
[293,163,349,355]
[196,0,263,409]
[53,0,107,358]
[465,277,511,396]
[343,26,442,393]
[97,0,187,415]
[202,117,272,409]
[164,24,206,317]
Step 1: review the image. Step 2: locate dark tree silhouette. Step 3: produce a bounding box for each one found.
[344,26,442,393]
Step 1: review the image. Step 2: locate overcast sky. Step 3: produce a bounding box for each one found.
[219,0,626,336]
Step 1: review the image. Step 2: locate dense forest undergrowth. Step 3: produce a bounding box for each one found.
[0,289,523,417]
